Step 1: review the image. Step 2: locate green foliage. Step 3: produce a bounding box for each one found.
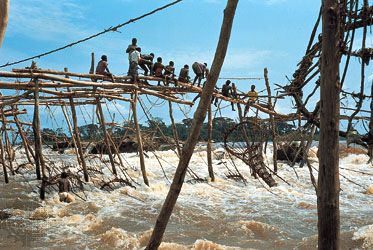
[34,118,299,144]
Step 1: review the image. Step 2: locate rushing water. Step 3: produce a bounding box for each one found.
[0,145,372,249]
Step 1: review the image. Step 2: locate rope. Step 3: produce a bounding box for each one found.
[0,0,183,68]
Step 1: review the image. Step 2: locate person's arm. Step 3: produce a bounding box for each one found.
[105,62,111,74]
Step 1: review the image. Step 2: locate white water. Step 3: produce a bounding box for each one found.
[0,144,372,249]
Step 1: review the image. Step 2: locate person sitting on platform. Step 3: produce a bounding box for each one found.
[95,55,114,82]
[137,48,154,76]
[178,64,190,83]
[164,61,175,86]
[58,172,75,203]
[244,84,258,116]
[152,57,165,86]
[128,47,141,83]
[192,62,209,87]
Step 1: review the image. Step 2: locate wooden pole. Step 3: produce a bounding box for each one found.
[131,91,149,186]
[64,68,89,182]
[264,68,278,173]
[168,101,181,156]
[13,115,34,164]
[61,106,81,162]
[0,0,8,47]
[33,78,46,180]
[68,100,89,181]
[317,0,341,248]
[207,103,215,181]
[146,0,238,248]
[0,107,9,183]
[368,79,373,163]
[96,98,117,176]
[3,120,14,175]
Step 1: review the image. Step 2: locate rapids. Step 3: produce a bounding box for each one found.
[0,144,372,249]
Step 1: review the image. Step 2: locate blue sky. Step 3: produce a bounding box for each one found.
[1,0,372,131]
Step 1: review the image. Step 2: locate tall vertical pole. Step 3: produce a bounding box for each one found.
[64,68,89,182]
[96,98,117,176]
[369,80,373,162]
[317,0,341,249]
[33,78,46,180]
[3,120,14,175]
[264,68,278,173]
[14,114,34,164]
[168,101,181,157]
[207,103,215,181]
[131,91,149,186]
[0,107,8,183]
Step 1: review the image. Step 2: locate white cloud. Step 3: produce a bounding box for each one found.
[8,0,88,41]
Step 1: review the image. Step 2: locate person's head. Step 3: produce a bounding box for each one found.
[157,57,162,63]
[184,64,189,69]
[226,80,231,85]
[136,47,141,52]
[101,55,107,61]
[169,61,174,66]
[132,38,137,45]
[150,53,155,58]
[204,63,207,67]
[251,85,256,91]
[61,172,68,179]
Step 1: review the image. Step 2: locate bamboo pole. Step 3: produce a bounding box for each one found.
[65,68,89,182]
[146,0,238,248]
[264,68,278,173]
[96,98,117,176]
[317,0,341,248]
[207,103,215,181]
[32,78,46,180]
[168,101,181,156]
[131,91,149,186]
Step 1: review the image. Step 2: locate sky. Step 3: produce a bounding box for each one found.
[0,0,372,131]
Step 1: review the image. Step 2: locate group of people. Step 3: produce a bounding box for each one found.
[95,37,259,114]
[215,80,258,115]
[95,38,209,87]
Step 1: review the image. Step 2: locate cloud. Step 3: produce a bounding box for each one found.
[8,0,88,41]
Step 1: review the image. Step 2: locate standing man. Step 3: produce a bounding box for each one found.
[220,80,235,111]
[192,62,209,87]
[128,47,141,83]
[126,38,138,54]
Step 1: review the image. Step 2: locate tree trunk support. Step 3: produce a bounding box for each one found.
[317,0,341,248]
[146,1,238,248]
